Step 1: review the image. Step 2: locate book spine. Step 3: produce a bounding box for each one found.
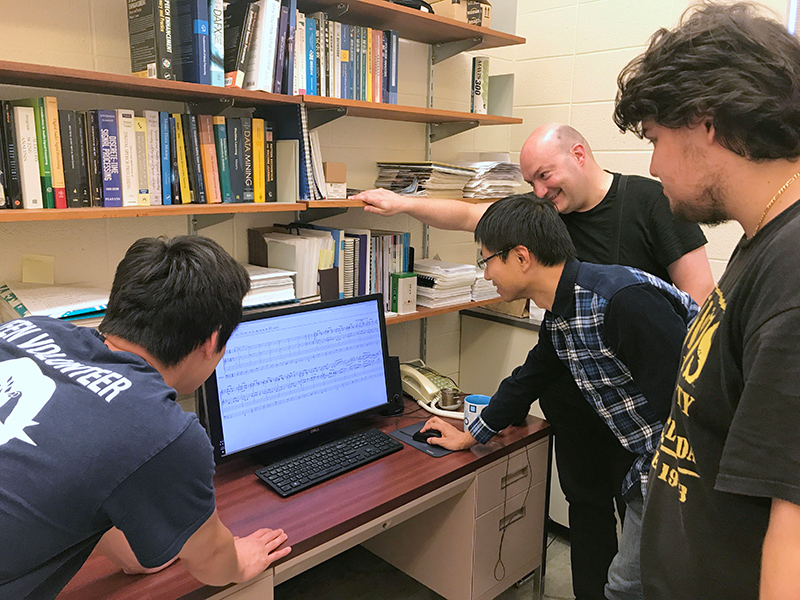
[73,111,91,208]
[176,0,210,85]
[382,30,389,104]
[197,114,221,203]
[241,117,254,202]
[96,110,123,207]
[58,109,82,208]
[353,26,360,101]
[44,97,67,209]
[471,56,489,115]
[116,109,139,206]
[127,0,176,79]
[252,117,265,203]
[226,117,244,202]
[168,116,182,203]
[143,110,163,205]
[158,112,171,204]
[340,23,349,100]
[209,0,225,86]
[212,116,233,202]
[13,106,43,209]
[372,29,382,103]
[305,16,317,96]
[272,0,290,94]
[389,30,398,104]
[264,120,276,202]
[249,0,281,92]
[83,110,104,207]
[171,113,192,203]
[225,1,258,88]
[365,27,372,103]
[308,12,326,97]
[334,21,341,99]
[1,102,23,209]
[295,11,306,94]
[360,27,368,102]
[181,113,206,202]
[134,116,151,205]
[16,99,55,208]
[284,0,297,95]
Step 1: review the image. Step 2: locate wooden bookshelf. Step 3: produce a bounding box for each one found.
[297,0,525,51]
[303,197,500,209]
[385,297,502,325]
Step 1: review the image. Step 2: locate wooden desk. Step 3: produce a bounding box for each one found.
[59,403,551,600]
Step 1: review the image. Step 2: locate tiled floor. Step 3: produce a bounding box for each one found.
[274,528,574,600]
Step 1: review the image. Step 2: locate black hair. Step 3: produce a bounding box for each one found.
[615,2,800,160]
[474,193,576,266]
[100,236,250,367]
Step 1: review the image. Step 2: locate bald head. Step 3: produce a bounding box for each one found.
[522,123,592,164]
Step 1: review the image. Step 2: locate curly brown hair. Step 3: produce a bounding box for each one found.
[614,2,800,161]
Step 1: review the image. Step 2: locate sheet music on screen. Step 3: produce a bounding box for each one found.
[214,298,388,456]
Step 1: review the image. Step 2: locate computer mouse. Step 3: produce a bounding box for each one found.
[412,429,442,444]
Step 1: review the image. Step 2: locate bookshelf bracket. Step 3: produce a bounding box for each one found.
[308,107,348,129]
[432,38,483,64]
[429,121,479,143]
[187,98,235,115]
[188,213,235,234]
[295,207,348,223]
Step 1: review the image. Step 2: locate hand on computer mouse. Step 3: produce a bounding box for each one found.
[412,428,442,444]
[418,417,478,451]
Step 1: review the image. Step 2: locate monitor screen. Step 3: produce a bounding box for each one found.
[203,294,391,462]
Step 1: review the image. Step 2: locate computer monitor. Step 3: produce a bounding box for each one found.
[202,294,392,463]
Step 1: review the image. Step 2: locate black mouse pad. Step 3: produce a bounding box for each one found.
[390,420,452,458]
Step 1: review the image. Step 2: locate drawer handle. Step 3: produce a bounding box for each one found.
[499,506,526,531]
[501,466,528,489]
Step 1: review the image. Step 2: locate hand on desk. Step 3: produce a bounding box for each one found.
[233,528,292,582]
[420,417,478,451]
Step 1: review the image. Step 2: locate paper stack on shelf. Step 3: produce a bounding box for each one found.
[0,282,109,325]
[243,264,297,308]
[471,268,500,301]
[374,162,476,197]
[414,258,477,308]
[461,161,526,199]
[261,230,334,300]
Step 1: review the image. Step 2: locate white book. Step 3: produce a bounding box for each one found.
[143,110,162,205]
[295,11,306,95]
[116,109,139,207]
[334,21,342,99]
[133,117,150,206]
[275,139,299,203]
[243,0,281,92]
[13,106,42,209]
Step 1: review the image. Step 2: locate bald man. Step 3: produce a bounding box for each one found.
[352,123,713,600]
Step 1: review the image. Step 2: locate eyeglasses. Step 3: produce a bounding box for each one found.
[477,247,513,269]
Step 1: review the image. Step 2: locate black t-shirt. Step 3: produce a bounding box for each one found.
[641,199,800,600]
[0,317,215,600]
[560,172,707,282]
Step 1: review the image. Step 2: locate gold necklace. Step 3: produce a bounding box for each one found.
[753,170,800,235]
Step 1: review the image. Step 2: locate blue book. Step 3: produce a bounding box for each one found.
[96,110,122,207]
[340,23,350,100]
[388,30,398,104]
[176,0,211,85]
[159,111,172,204]
[273,0,290,94]
[209,0,225,86]
[284,0,297,95]
[382,30,390,104]
[306,17,317,96]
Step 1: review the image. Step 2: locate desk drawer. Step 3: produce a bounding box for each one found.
[473,480,546,600]
[476,439,548,517]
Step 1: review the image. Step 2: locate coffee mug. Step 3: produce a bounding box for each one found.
[464,394,491,429]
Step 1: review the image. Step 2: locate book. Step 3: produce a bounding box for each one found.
[1,101,23,209]
[58,109,90,208]
[333,21,341,99]
[264,120,276,202]
[0,282,109,323]
[14,98,55,208]
[353,25,360,101]
[308,11,327,97]
[168,116,183,203]
[159,111,172,204]
[116,109,139,206]
[372,28,383,103]
[243,0,281,92]
[96,110,123,207]
[252,117,265,203]
[226,117,245,202]
[272,0,290,94]
[209,0,225,86]
[223,0,259,88]
[143,110,163,205]
[175,0,211,84]
[340,23,350,100]
[171,113,191,203]
[294,10,306,95]
[197,114,222,203]
[365,26,372,102]
[212,116,233,202]
[126,0,175,80]
[0,128,7,207]
[181,113,206,203]
[43,97,67,209]
[241,117,254,202]
[387,30,399,104]
[305,15,317,96]
[12,106,43,209]
[83,110,104,207]
[134,116,151,205]
[471,56,489,114]
[275,138,298,203]
[381,30,390,104]
[271,104,315,200]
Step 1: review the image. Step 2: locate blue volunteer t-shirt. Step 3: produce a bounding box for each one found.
[0,317,216,600]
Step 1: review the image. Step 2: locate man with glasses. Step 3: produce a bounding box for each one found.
[352,123,712,600]
[422,194,697,600]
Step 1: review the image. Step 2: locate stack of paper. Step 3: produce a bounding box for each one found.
[374,162,476,198]
[413,259,477,308]
[471,268,501,301]
[261,230,335,299]
[461,161,526,199]
[243,265,297,308]
[0,282,110,325]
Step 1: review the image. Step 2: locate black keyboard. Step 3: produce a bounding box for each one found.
[255,428,404,497]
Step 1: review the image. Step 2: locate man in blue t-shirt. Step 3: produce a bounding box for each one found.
[0,236,292,599]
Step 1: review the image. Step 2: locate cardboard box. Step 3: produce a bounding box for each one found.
[323,161,347,183]
[431,0,467,24]
[466,0,491,28]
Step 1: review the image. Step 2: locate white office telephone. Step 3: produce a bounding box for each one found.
[400,360,465,419]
